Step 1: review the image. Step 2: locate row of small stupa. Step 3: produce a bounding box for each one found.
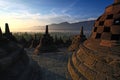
[1,0,120,79]
[0,24,41,80]
[0,22,72,53]
[0,22,72,80]
[68,0,120,80]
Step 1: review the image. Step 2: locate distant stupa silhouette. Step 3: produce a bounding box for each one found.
[3,23,16,41]
[0,27,2,37]
[68,26,87,51]
[68,0,120,80]
[79,26,86,41]
[45,25,49,35]
[80,26,84,36]
[0,24,41,80]
[5,23,10,34]
[34,25,57,54]
[29,34,40,48]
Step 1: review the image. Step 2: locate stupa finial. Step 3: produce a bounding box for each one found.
[80,26,84,36]
[45,25,48,34]
[0,27,2,36]
[5,23,10,34]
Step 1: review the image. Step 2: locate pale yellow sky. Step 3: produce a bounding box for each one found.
[0,0,57,32]
[0,0,98,32]
[0,13,45,32]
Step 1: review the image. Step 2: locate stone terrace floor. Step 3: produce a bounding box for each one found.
[25,48,72,80]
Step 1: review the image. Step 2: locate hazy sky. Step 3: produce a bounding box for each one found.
[0,0,113,32]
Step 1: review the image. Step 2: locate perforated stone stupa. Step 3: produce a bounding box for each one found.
[0,25,41,80]
[34,25,57,54]
[68,0,120,80]
[3,23,17,41]
[68,27,87,51]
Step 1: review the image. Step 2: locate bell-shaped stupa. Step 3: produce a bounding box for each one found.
[34,25,57,54]
[68,26,87,51]
[0,25,41,80]
[68,0,120,80]
[3,23,17,41]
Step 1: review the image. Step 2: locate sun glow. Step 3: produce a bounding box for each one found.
[0,0,112,32]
